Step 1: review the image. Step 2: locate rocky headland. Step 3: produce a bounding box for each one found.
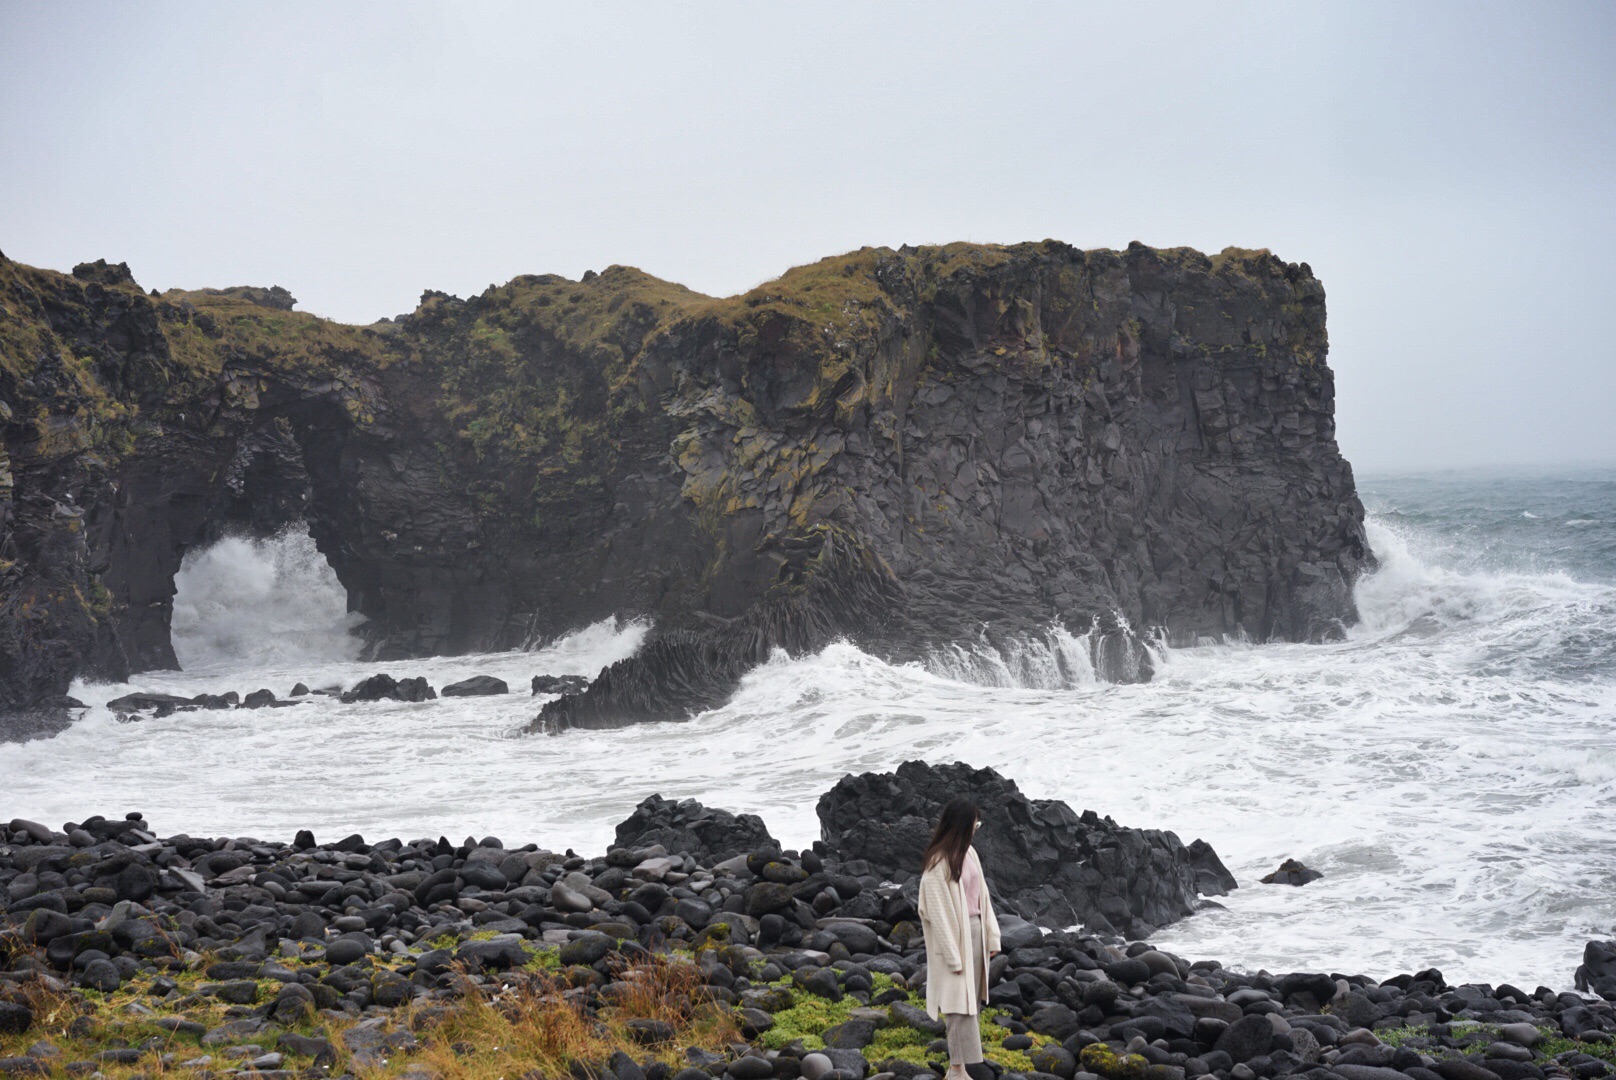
[2,762,1612,1080]
[1,241,1370,738]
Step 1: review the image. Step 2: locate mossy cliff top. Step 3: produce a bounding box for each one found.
[0,240,1359,722]
[1,240,1322,473]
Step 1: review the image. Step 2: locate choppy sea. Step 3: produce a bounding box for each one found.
[4,464,1613,988]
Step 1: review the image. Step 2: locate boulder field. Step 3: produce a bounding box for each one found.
[2,765,1612,1080]
[1,241,1370,737]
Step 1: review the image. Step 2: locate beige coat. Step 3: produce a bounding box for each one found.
[916,845,1002,1018]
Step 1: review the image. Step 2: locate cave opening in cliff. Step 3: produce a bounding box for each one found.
[174,414,366,670]
[170,525,366,671]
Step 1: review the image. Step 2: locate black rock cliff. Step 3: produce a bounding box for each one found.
[0,241,1371,735]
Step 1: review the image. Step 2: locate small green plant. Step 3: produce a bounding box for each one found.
[1537,1031,1616,1063]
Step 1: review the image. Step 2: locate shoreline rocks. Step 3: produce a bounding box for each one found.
[0,793,1612,1080]
[441,675,509,696]
[616,794,779,863]
[1262,859,1325,886]
[80,668,588,727]
[816,761,1236,938]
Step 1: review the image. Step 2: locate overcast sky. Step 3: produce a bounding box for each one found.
[3,2,1613,472]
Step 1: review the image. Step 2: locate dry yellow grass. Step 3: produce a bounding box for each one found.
[0,953,743,1080]
[408,955,741,1080]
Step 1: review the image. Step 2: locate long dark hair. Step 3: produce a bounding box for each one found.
[921,797,979,880]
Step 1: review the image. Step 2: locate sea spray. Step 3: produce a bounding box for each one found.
[6,469,1613,986]
[171,527,365,670]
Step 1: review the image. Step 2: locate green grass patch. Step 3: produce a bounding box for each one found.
[756,973,1049,1070]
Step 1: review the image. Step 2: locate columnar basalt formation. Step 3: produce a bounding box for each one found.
[0,241,1371,736]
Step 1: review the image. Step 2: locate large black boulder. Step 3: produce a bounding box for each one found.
[531,674,590,696]
[340,674,437,703]
[105,691,194,714]
[442,675,509,697]
[1260,858,1323,886]
[814,760,1232,937]
[615,794,777,862]
[1575,940,1616,1000]
[1187,838,1238,896]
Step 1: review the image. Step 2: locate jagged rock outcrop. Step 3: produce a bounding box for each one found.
[1575,940,1616,999]
[613,794,778,863]
[0,241,1372,735]
[816,760,1235,938]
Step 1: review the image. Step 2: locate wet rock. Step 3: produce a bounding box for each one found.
[615,794,778,862]
[552,880,596,913]
[1432,1060,1504,1080]
[7,819,57,844]
[325,933,372,965]
[824,922,882,955]
[1030,1005,1083,1041]
[728,1057,774,1080]
[1331,1066,1406,1080]
[442,675,509,696]
[1559,1005,1609,1039]
[340,674,437,703]
[1575,941,1616,1000]
[1105,958,1152,987]
[1482,1063,1546,1080]
[1333,991,1380,1029]
[1213,1014,1274,1063]
[816,760,1227,936]
[1259,859,1322,886]
[104,691,193,714]
[1497,1023,1543,1047]
[532,674,591,696]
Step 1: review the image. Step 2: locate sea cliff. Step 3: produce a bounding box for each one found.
[0,241,1370,733]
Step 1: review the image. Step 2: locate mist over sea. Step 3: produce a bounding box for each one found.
[5,464,1613,989]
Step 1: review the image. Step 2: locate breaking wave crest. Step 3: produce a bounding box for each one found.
[8,469,1614,987]
[171,528,365,671]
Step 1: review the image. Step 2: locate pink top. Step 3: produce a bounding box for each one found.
[960,847,983,915]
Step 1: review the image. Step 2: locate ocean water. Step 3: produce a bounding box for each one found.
[3,464,1613,989]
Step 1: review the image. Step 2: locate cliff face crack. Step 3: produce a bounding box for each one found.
[0,241,1373,734]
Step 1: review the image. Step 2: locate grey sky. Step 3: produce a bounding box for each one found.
[3,2,1612,472]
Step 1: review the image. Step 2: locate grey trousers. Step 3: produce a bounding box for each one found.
[944,914,986,1065]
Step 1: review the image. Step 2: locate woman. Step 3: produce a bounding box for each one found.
[917,797,1002,1080]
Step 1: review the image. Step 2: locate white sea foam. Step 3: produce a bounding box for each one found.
[171,529,367,670]
[923,624,1100,689]
[6,509,1614,989]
